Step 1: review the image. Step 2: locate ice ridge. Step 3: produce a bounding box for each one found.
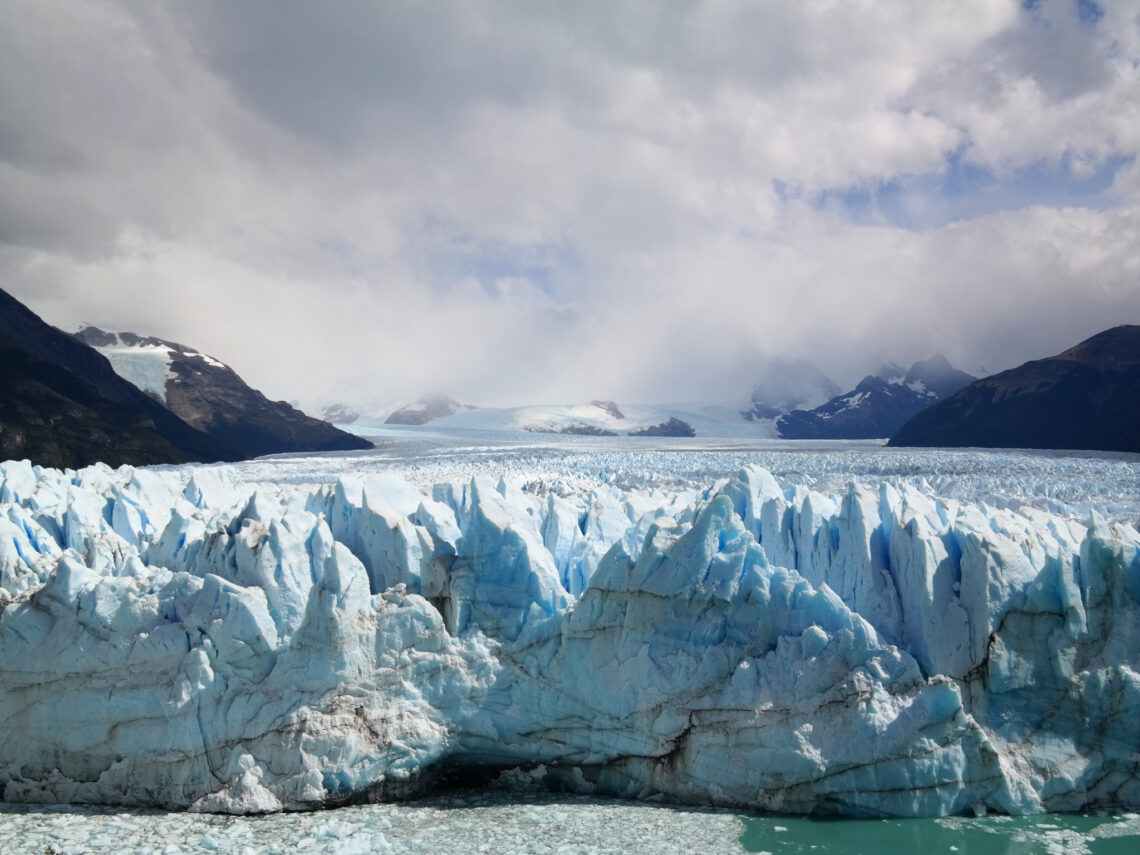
[0,458,1137,816]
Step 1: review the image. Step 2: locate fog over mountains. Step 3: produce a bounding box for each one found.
[4,2,1139,407]
[4,283,1136,462]
[777,355,976,440]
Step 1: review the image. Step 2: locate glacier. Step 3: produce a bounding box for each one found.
[0,443,1138,817]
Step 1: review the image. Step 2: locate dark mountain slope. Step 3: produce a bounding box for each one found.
[74,326,372,458]
[890,326,1140,453]
[0,342,195,469]
[777,355,975,440]
[0,289,240,465]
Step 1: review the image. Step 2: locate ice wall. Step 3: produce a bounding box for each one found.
[0,458,1137,816]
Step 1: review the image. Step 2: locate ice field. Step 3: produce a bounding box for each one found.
[1,430,1138,823]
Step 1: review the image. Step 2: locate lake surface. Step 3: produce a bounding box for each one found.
[3,794,1138,854]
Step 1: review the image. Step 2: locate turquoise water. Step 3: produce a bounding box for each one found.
[740,813,1140,854]
[2,796,1138,854]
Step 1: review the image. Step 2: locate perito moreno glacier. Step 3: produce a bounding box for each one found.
[0,445,1137,817]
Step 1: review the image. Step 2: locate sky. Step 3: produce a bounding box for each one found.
[2,0,1140,410]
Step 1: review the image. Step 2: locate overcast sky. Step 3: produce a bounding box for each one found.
[3,0,1139,409]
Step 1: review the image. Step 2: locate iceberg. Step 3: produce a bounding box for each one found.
[0,453,1137,817]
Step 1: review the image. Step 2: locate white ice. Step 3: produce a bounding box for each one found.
[0,437,1137,817]
[96,343,175,400]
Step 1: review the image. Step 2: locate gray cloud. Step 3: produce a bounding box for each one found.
[2,0,1138,410]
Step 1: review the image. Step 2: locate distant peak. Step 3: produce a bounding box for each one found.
[587,400,625,420]
[416,391,461,408]
[904,353,969,382]
[902,354,975,398]
[911,353,951,371]
[72,325,120,347]
[854,374,889,392]
[875,362,906,381]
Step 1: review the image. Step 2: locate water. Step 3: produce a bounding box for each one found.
[2,795,1138,854]
[740,813,1140,854]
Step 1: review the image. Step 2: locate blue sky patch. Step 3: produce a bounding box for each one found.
[798,151,1130,230]
[405,215,580,300]
[1075,0,1104,25]
[1022,0,1104,26]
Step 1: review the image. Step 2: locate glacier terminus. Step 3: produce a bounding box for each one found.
[0,437,1137,818]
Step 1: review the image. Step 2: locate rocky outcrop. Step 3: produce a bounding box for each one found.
[629,417,696,437]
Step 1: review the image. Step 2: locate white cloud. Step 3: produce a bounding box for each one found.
[2,0,1138,408]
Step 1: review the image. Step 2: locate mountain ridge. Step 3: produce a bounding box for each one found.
[75,326,372,458]
[0,288,241,467]
[890,325,1140,453]
[777,355,975,440]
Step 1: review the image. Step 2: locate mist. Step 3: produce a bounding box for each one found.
[2,0,1138,409]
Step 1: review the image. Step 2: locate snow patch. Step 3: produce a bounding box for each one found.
[98,344,175,400]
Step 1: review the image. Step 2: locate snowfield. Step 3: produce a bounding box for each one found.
[0,431,1137,818]
[96,342,176,400]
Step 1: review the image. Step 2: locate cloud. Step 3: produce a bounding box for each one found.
[1,0,1138,409]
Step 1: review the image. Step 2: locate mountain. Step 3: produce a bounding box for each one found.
[741,359,840,421]
[0,288,241,468]
[522,401,630,436]
[75,326,372,458]
[372,399,712,438]
[321,403,361,425]
[777,355,975,440]
[629,416,696,437]
[384,393,473,425]
[448,400,701,436]
[890,326,1140,453]
[0,340,200,469]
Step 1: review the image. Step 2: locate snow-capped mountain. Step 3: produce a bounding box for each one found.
[892,326,1140,453]
[741,359,840,421]
[384,393,474,425]
[321,403,361,425]
[74,326,372,457]
[0,288,240,468]
[777,355,974,440]
[70,327,227,402]
[384,399,702,437]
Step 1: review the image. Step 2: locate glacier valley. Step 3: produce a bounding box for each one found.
[1,432,1138,818]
